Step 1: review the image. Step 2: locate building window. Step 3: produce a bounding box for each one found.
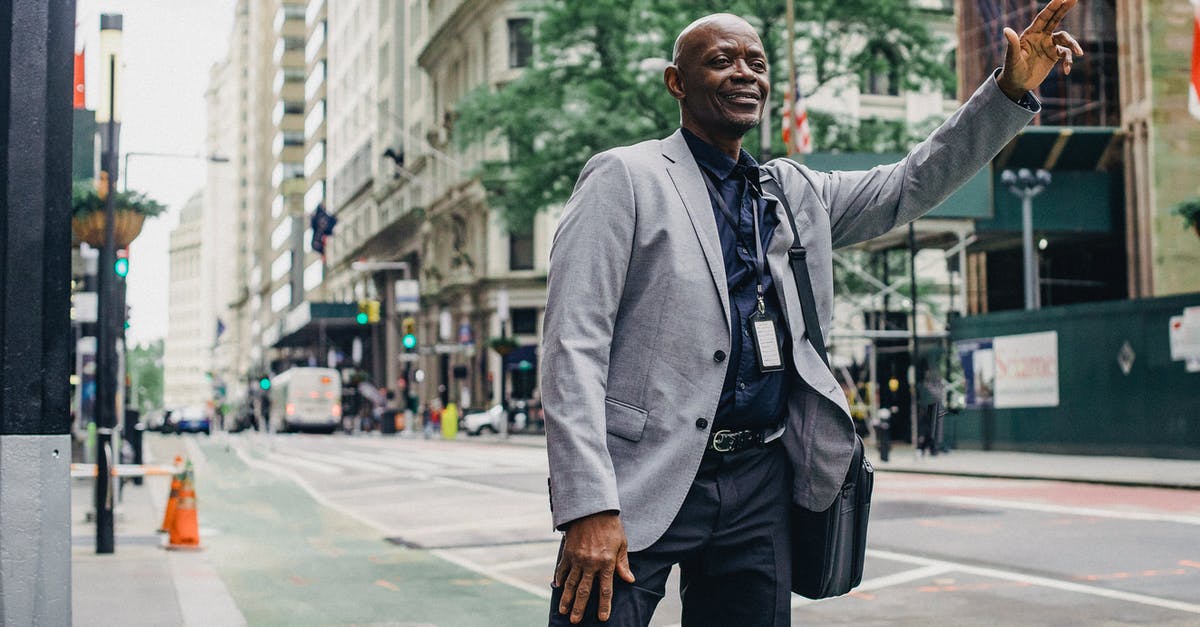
[509,231,533,271]
[863,45,900,97]
[511,308,538,335]
[507,18,533,68]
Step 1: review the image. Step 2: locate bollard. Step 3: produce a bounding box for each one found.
[441,403,458,440]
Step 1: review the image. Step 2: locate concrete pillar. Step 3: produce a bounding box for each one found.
[1,0,76,623]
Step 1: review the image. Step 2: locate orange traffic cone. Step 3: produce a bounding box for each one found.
[159,467,183,533]
[166,466,202,551]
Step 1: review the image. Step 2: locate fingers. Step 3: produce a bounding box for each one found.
[1028,0,1063,34]
[1056,44,1074,75]
[1030,0,1078,34]
[1053,31,1084,57]
[596,569,615,622]
[558,566,581,616]
[1003,27,1021,67]
[570,572,595,624]
[554,555,569,588]
[616,547,636,584]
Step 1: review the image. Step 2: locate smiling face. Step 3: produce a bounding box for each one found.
[666,15,770,148]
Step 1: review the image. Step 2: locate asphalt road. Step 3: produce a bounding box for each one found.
[158,431,1200,626]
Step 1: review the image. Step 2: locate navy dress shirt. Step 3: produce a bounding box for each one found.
[682,129,791,431]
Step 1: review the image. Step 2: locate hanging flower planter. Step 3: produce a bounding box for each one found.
[71,209,147,249]
[489,336,518,356]
[71,180,164,248]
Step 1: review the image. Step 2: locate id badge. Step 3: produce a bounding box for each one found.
[749,311,785,373]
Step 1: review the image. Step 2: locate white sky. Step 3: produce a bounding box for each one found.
[76,0,234,347]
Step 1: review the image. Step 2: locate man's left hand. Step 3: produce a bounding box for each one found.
[997,0,1085,101]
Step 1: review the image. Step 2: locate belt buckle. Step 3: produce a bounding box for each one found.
[711,429,735,453]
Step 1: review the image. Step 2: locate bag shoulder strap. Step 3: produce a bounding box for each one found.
[760,170,829,368]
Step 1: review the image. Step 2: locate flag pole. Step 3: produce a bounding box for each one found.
[785,0,797,157]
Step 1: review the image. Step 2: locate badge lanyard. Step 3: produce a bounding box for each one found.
[702,173,784,373]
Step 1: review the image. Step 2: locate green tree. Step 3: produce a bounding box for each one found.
[454,0,954,229]
[127,339,163,414]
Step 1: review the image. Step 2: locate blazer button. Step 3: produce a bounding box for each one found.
[713,350,726,362]
[695,418,708,430]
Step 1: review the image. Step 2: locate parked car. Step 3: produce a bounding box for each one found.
[460,404,527,436]
[172,405,211,435]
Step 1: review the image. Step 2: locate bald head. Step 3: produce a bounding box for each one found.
[672,13,758,65]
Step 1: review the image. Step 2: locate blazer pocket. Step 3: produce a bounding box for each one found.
[604,397,648,442]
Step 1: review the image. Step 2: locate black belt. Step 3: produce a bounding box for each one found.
[707,424,785,454]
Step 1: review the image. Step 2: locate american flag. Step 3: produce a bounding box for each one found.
[1191,0,1200,120]
[781,73,812,155]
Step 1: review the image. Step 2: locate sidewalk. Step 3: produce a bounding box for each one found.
[481,431,1200,490]
[71,439,245,627]
[866,444,1200,489]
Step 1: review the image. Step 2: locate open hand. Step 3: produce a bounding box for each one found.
[997,0,1085,101]
[554,511,636,623]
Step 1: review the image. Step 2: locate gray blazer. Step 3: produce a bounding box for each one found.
[542,75,1036,552]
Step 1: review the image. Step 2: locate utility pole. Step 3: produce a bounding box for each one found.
[1,1,75,623]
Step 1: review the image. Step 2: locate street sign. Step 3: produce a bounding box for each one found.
[1168,314,1200,362]
[73,291,98,322]
[994,331,1059,408]
[395,279,419,313]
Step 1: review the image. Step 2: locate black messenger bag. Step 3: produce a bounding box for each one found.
[790,436,873,599]
[761,172,874,600]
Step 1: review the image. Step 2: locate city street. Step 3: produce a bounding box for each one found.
[77,431,1200,626]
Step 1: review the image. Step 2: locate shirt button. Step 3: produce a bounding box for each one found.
[739,246,749,256]
[713,350,726,362]
[695,418,708,430]
[738,381,746,391]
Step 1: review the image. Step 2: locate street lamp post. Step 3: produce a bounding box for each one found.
[497,288,510,440]
[94,12,123,555]
[1001,168,1052,311]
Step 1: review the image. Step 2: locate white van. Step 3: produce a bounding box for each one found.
[269,367,342,433]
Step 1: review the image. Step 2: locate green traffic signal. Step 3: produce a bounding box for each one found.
[356,312,369,325]
[259,377,271,391]
[114,257,129,277]
[402,333,417,350]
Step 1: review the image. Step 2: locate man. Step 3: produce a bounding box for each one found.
[542,2,1082,624]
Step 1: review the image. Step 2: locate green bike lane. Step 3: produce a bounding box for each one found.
[171,436,547,626]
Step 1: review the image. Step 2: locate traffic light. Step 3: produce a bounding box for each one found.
[356,300,369,325]
[402,316,417,351]
[114,249,129,278]
[259,377,271,391]
[366,299,380,324]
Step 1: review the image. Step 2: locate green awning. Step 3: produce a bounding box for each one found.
[800,152,992,220]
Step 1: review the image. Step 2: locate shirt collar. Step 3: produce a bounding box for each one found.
[680,128,760,183]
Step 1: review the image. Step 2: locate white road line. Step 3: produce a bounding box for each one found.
[433,475,545,498]
[402,513,555,537]
[227,440,553,603]
[264,451,342,476]
[490,555,559,572]
[789,564,955,608]
[431,549,553,600]
[932,495,1200,526]
[352,450,442,471]
[868,549,1200,615]
[290,449,397,473]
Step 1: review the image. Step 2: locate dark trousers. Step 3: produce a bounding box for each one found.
[549,441,792,626]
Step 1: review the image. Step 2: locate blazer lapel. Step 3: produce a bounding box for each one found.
[661,130,731,333]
